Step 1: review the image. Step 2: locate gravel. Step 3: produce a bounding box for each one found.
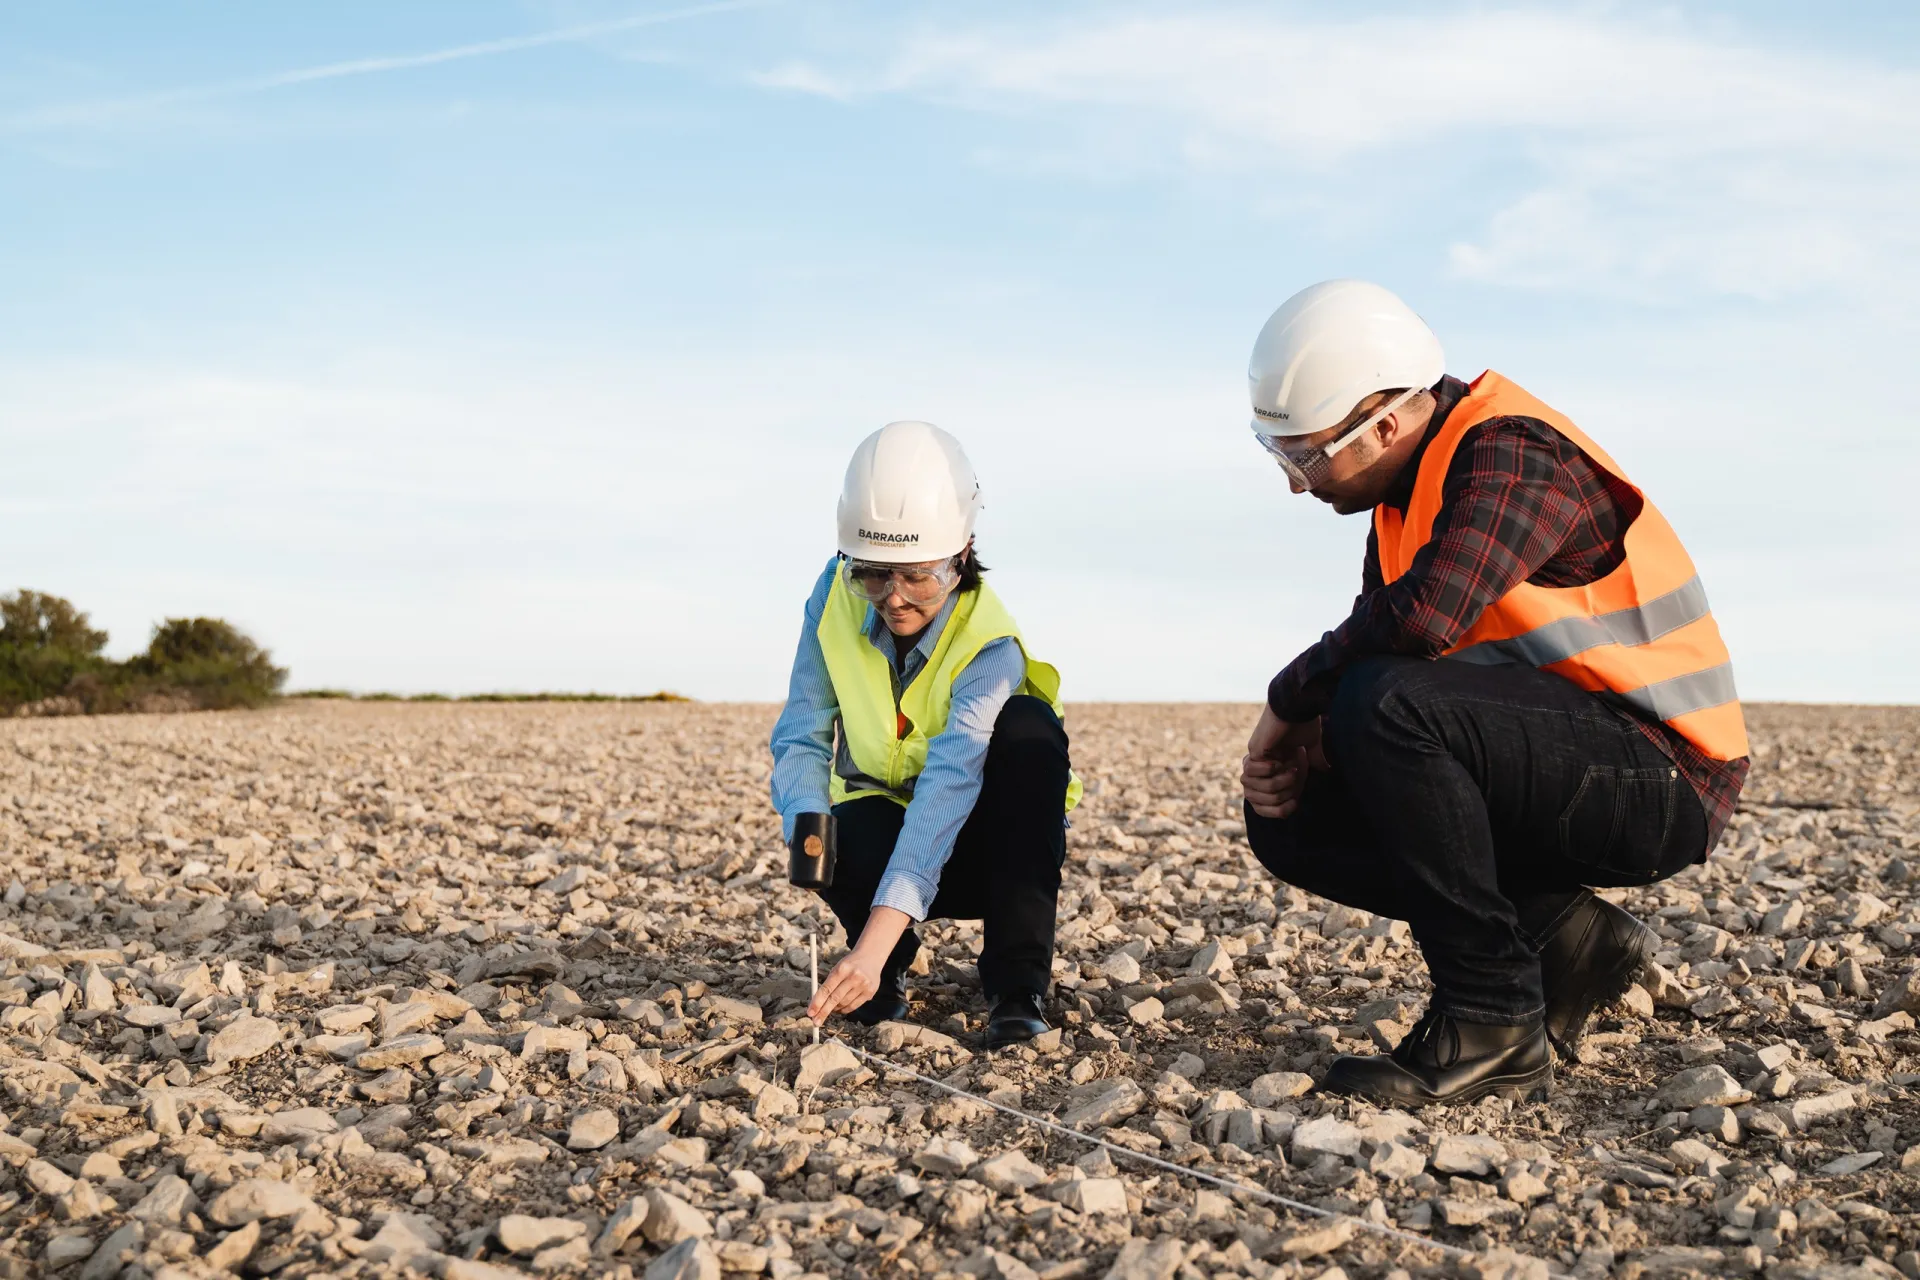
[0,698,1915,1279]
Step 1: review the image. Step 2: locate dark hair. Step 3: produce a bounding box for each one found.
[955,543,987,592]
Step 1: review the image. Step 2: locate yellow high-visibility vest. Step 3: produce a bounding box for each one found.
[816,573,1082,811]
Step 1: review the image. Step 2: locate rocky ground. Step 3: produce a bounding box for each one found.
[0,700,1917,1280]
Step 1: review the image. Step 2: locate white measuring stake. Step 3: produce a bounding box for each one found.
[809,933,820,1044]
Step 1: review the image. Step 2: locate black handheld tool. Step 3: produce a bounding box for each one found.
[787,812,837,889]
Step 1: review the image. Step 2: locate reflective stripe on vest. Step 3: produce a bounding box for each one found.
[1372,371,1749,761]
[815,574,1083,812]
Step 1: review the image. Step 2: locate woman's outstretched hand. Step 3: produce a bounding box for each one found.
[809,947,883,1022]
[808,906,912,1023]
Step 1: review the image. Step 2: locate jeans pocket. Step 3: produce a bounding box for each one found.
[1557,765,1680,884]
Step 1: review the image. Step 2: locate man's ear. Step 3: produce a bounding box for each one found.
[1374,410,1404,448]
[1377,401,1419,448]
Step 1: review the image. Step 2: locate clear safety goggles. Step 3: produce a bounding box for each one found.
[1254,385,1425,490]
[841,556,960,605]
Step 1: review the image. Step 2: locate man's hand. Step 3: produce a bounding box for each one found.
[809,906,913,1023]
[1242,705,1327,820]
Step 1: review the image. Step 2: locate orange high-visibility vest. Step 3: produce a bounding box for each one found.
[1374,371,1749,761]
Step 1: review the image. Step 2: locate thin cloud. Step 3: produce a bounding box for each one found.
[2,0,773,132]
[756,9,1920,303]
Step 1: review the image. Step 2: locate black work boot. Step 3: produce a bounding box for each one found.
[1532,889,1657,1059]
[984,993,1049,1049]
[844,968,909,1027]
[1319,1009,1552,1108]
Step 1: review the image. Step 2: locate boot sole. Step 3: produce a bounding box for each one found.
[1325,1061,1555,1109]
[984,1021,1050,1050]
[1550,922,1656,1060]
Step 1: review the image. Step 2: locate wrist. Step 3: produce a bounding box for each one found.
[855,906,912,955]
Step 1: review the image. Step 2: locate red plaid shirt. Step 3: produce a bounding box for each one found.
[1268,376,1748,849]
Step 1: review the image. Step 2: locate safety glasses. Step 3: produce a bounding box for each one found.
[1254,385,1425,490]
[841,556,960,605]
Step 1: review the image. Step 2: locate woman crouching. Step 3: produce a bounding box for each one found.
[769,421,1079,1049]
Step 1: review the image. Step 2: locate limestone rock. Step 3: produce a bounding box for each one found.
[361,1212,446,1267]
[794,1040,859,1090]
[80,1224,144,1280]
[1369,1140,1427,1181]
[355,1033,445,1070]
[596,1197,650,1256]
[645,1238,721,1280]
[206,1014,281,1066]
[497,1215,588,1256]
[1060,1177,1127,1216]
[1247,1071,1314,1106]
[1291,1114,1362,1161]
[128,1175,197,1226]
[1433,1134,1509,1176]
[206,1179,317,1227]
[873,1021,959,1052]
[642,1189,713,1246]
[1874,967,1920,1018]
[1060,1076,1146,1128]
[260,1107,337,1143]
[974,1149,1047,1193]
[916,1135,981,1175]
[1787,1089,1855,1129]
[1655,1064,1752,1109]
[1102,1238,1185,1280]
[205,1222,260,1272]
[566,1107,620,1150]
[1280,1218,1355,1257]
[1098,951,1142,984]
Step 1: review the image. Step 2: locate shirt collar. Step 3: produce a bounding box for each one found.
[1379,375,1469,512]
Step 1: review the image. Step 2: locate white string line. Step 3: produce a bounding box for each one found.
[837,1040,1516,1269]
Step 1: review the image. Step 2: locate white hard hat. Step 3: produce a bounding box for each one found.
[836,421,982,564]
[1247,280,1446,440]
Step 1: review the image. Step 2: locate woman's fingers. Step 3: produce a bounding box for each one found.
[808,962,853,1020]
[822,979,873,1019]
[809,958,878,1022]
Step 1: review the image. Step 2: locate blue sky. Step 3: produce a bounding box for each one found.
[3,2,1916,702]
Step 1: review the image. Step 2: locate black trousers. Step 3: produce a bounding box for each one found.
[1246,656,1707,1025]
[816,694,1070,1001]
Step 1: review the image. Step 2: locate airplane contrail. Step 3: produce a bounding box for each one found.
[3,0,773,132]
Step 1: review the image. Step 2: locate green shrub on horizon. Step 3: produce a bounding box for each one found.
[1,590,108,655]
[131,617,288,709]
[0,591,286,716]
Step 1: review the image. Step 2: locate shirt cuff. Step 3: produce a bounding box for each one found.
[779,799,832,844]
[1268,666,1333,723]
[871,870,938,922]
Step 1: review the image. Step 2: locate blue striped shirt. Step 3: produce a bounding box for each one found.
[768,557,1024,921]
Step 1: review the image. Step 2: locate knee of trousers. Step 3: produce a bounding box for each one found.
[985,695,1069,767]
[1243,801,1308,883]
[1324,655,1441,763]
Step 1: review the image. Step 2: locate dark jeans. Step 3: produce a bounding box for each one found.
[1246,656,1707,1025]
[817,694,1071,1001]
